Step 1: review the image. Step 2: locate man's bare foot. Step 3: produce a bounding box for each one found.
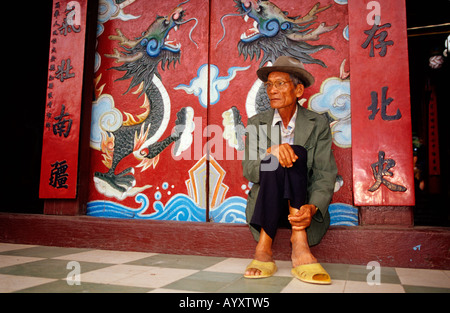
[245,249,274,277]
[245,229,274,277]
[291,229,317,268]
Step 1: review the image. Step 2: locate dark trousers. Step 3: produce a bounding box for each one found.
[250,145,308,239]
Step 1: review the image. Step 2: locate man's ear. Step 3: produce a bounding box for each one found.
[295,83,305,98]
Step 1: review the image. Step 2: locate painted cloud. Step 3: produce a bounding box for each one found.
[309,77,351,148]
[175,64,250,108]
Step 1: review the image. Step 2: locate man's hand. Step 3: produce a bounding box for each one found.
[288,204,317,231]
[267,144,298,168]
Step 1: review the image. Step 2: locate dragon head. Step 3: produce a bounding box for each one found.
[106,1,198,95]
[140,6,185,57]
[236,0,297,43]
[233,0,338,67]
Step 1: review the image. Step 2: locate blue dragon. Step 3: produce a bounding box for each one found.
[94,2,197,198]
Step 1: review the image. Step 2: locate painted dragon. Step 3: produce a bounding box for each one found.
[237,0,337,112]
[234,0,337,67]
[219,0,338,150]
[94,2,197,199]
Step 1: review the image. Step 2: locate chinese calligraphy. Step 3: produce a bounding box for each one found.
[44,1,81,133]
[55,58,75,82]
[40,1,86,198]
[368,151,407,192]
[58,10,81,35]
[361,22,394,57]
[350,0,414,205]
[49,160,69,189]
[53,104,73,137]
[368,86,402,121]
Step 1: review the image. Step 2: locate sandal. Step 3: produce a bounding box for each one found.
[244,259,277,279]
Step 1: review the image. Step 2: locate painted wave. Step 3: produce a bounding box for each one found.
[209,196,247,223]
[87,193,247,224]
[87,194,357,226]
[328,203,359,226]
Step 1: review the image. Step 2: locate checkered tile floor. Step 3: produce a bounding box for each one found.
[1,243,449,293]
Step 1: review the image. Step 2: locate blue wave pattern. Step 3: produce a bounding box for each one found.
[87,193,247,223]
[87,194,357,226]
[328,203,358,226]
[151,194,205,222]
[209,197,247,223]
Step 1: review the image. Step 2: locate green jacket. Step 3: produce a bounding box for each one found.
[242,105,338,246]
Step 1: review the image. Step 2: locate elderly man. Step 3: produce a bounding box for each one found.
[242,56,337,284]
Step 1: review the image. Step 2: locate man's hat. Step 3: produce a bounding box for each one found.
[256,56,315,87]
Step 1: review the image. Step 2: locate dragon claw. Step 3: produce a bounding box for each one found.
[94,168,136,193]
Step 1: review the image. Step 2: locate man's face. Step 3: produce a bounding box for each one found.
[266,72,304,110]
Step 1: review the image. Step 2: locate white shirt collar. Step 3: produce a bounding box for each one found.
[272,105,298,130]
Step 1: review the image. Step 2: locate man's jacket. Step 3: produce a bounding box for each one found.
[242,104,338,246]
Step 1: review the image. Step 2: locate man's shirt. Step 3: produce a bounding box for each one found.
[271,106,298,145]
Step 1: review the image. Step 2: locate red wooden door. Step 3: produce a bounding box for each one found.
[85,0,416,227]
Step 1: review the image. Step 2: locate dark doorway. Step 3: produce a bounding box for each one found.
[406,0,450,226]
[2,1,53,213]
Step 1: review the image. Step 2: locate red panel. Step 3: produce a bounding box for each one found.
[87,0,210,220]
[348,0,415,206]
[39,0,88,198]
